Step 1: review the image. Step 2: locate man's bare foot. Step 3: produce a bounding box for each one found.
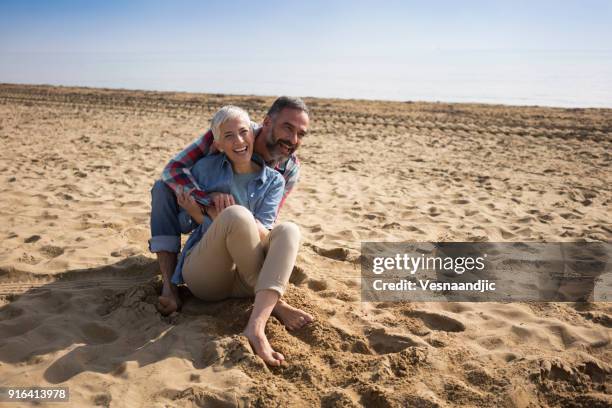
[157,283,181,316]
[272,300,314,330]
[243,325,285,366]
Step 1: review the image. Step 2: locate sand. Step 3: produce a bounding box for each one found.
[0,83,610,407]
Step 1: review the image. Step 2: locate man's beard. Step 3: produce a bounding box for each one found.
[265,130,295,162]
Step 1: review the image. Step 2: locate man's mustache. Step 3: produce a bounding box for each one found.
[277,140,295,149]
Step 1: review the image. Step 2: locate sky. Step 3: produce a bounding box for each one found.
[1,0,610,55]
[0,1,611,107]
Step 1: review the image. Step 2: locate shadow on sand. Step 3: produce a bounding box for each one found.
[0,256,257,384]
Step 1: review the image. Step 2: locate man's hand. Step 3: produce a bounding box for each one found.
[176,186,204,224]
[209,192,235,212]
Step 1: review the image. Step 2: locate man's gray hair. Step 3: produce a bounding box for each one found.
[267,96,309,118]
[211,105,251,141]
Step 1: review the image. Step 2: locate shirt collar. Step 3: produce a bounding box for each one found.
[219,152,268,184]
[252,153,268,184]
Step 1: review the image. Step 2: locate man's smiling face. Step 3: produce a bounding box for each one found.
[262,108,309,162]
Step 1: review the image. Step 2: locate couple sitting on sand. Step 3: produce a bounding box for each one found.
[149,97,313,366]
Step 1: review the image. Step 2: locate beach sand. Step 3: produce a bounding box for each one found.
[0,84,610,407]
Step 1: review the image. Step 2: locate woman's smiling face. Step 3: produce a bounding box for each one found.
[216,116,254,166]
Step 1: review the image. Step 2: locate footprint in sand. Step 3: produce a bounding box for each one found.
[0,305,24,321]
[382,222,401,230]
[538,359,586,383]
[404,225,425,234]
[289,265,308,286]
[357,384,396,408]
[495,228,515,239]
[537,214,554,223]
[56,193,74,201]
[29,289,74,314]
[427,206,441,217]
[119,200,145,207]
[162,386,239,408]
[110,247,140,258]
[24,234,41,243]
[17,253,40,265]
[580,311,612,328]
[0,315,44,340]
[40,245,65,258]
[79,322,119,345]
[44,346,111,383]
[365,328,428,354]
[307,279,328,292]
[321,390,360,408]
[406,310,466,332]
[309,225,323,233]
[313,246,351,262]
[92,393,112,407]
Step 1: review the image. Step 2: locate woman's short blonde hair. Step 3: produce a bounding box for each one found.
[210,105,250,141]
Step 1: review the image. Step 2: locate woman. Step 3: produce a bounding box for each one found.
[169,105,313,366]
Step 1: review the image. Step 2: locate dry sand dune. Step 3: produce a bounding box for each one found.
[0,84,611,407]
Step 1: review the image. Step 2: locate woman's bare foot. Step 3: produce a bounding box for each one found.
[272,299,314,330]
[157,283,182,316]
[243,325,285,366]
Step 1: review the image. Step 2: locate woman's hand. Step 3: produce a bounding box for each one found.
[209,192,235,212]
[205,205,219,220]
[176,187,204,224]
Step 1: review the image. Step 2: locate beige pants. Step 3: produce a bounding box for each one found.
[182,206,300,301]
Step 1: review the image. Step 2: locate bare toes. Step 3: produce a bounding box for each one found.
[157,296,177,315]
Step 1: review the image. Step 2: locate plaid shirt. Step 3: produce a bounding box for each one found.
[161,123,300,210]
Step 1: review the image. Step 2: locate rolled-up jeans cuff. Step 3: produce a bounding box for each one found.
[255,284,285,297]
[149,235,180,253]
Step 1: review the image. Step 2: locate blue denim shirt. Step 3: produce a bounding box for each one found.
[171,153,285,285]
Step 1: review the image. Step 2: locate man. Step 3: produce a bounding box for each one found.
[149,96,310,316]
